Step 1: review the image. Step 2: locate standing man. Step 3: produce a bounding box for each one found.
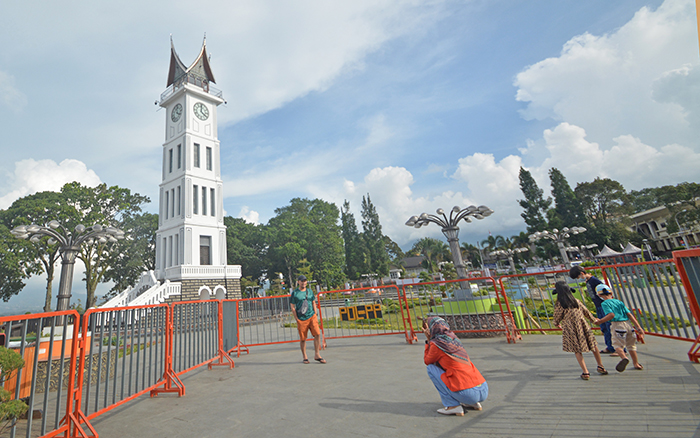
[569,265,615,354]
[290,275,326,364]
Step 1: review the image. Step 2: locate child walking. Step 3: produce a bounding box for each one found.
[593,284,645,372]
[552,281,608,380]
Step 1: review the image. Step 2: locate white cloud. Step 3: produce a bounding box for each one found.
[238,206,260,225]
[0,159,102,209]
[514,0,699,148]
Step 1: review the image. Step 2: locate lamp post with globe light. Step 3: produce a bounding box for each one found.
[528,227,586,268]
[11,221,125,311]
[490,247,529,273]
[405,205,494,279]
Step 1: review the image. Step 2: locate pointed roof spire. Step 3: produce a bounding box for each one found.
[166,35,216,87]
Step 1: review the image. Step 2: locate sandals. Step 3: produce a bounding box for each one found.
[616,358,629,372]
[302,358,310,364]
[634,363,644,370]
[314,357,327,364]
[597,365,608,375]
[580,373,590,380]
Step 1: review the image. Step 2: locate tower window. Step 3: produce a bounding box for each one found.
[210,188,215,217]
[169,149,173,173]
[194,143,200,168]
[200,236,211,265]
[202,186,207,216]
[206,147,212,171]
[177,186,181,216]
[193,185,199,214]
[165,191,169,219]
[177,144,182,169]
[171,188,175,218]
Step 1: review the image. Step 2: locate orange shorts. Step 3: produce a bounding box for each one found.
[297,314,321,339]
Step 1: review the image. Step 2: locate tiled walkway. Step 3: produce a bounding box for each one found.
[91,334,700,438]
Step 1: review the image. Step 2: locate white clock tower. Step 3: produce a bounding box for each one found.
[155,37,241,300]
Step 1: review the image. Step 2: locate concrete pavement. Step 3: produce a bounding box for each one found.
[91,333,700,438]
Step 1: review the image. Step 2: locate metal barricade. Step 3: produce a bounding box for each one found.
[600,259,699,341]
[317,285,410,342]
[170,300,220,375]
[498,270,580,335]
[399,277,518,343]
[228,295,296,355]
[0,310,80,438]
[673,248,700,361]
[78,305,168,421]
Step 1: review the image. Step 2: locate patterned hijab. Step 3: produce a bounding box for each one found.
[425,316,470,363]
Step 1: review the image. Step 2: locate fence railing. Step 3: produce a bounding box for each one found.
[0,310,81,438]
[3,254,700,437]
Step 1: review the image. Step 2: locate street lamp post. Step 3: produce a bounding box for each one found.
[566,243,598,261]
[405,205,494,279]
[529,227,586,268]
[11,221,125,311]
[490,247,529,273]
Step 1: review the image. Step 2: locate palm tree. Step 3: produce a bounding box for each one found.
[410,237,450,273]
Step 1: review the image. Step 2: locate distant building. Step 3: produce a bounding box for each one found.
[629,205,699,254]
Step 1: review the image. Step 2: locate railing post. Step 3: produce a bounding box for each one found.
[208,300,235,369]
[151,304,185,397]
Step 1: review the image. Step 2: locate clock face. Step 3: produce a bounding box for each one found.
[193,102,209,121]
[171,103,183,122]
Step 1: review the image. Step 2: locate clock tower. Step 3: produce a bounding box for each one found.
[155,37,241,300]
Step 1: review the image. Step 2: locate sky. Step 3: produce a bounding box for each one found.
[2,0,700,312]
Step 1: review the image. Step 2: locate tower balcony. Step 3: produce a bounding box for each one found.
[159,73,223,104]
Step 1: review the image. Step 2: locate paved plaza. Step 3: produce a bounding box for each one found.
[91,334,700,438]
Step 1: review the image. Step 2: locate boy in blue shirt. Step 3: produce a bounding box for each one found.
[593,284,645,372]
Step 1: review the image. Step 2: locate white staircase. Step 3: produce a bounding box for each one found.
[100,270,181,308]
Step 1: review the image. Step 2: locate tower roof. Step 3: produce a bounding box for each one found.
[167,36,216,87]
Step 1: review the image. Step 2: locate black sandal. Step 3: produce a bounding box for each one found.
[581,373,590,380]
[597,365,608,375]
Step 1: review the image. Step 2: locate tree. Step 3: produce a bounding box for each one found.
[268,198,345,289]
[341,200,365,280]
[383,235,404,264]
[574,178,629,227]
[361,194,390,277]
[575,178,635,250]
[518,167,551,233]
[60,182,150,308]
[225,216,269,282]
[0,224,32,302]
[410,237,450,273]
[657,182,700,234]
[480,234,506,252]
[460,242,482,270]
[1,191,79,311]
[548,168,586,230]
[103,212,158,297]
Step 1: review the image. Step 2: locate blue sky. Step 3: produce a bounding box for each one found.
[1,0,699,312]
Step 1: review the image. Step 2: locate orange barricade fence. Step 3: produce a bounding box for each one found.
[5,255,700,437]
[317,285,412,343]
[225,295,299,356]
[498,269,584,336]
[170,300,222,376]
[672,248,700,361]
[598,258,699,342]
[397,277,519,343]
[78,305,169,423]
[0,310,81,438]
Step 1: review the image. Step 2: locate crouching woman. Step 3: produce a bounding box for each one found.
[423,316,488,416]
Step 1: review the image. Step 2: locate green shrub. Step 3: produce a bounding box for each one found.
[0,346,28,434]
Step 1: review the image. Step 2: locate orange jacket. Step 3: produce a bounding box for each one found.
[424,342,486,391]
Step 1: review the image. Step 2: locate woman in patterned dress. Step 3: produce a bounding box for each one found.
[552,281,608,380]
